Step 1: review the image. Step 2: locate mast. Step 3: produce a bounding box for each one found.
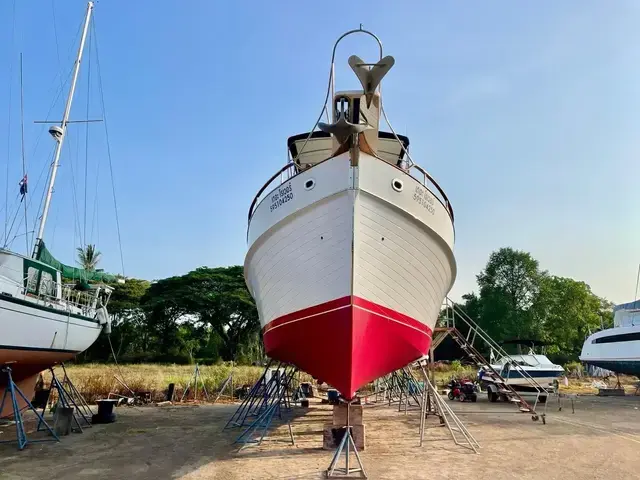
[33,1,94,258]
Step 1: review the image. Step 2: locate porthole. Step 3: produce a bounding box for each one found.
[304,178,316,190]
[392,178,403,192]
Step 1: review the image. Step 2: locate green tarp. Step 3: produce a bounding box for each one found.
[36,241,118,283]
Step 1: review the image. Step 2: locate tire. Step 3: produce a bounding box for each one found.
[471,395,477,403]
[448,391,454,401]
[488,391,498,403]
[459,393,466,402]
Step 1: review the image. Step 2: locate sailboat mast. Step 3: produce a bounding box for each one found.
[33,1,94,258]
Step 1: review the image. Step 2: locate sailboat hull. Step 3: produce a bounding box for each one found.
[0,295,100,417]
[245,154,456,398]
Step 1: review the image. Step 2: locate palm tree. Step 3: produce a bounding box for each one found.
[76,244,102,271]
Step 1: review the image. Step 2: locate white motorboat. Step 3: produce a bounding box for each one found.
[580,300,640,377]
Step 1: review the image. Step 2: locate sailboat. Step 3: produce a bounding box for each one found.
[244,29,456,398]
[0,2,114,417]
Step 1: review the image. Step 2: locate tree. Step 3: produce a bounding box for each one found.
[81,278,151,362]
[76,244,102,271]
[141,266,260,363]
[475,247,546,343]
[537,275,612,364]
[450,247,614,364]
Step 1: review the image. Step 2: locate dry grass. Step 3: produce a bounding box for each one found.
[46,363,638,403]
[561,375,639,394]
[45,363,266,403]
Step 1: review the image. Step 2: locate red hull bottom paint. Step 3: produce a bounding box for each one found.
[263,296,432,399]
[0,349,76,418]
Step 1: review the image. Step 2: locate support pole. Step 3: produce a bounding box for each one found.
[33,1,94,256]
[326,400,367,478]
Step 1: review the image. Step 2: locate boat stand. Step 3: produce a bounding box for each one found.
[213,365,235,404]
[416,361,479,453]
[38,365,93,433]
[181,363,209,402]
[0,364,59,450]
[326,401,367,478]
[224,360,297,448]
[365,367,423,413]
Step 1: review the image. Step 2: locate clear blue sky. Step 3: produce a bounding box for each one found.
[1,1,638,305]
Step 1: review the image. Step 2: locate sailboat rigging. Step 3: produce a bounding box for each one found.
[0,1,121,417]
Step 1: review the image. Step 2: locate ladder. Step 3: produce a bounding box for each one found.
[439,298,548,421]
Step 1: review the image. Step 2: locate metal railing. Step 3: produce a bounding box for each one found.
[247,162,298,225]
[246,157,455,225]
[1,263,104,317]
[410,164,454,222]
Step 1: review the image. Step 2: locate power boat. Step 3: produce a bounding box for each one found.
[486,353,564,393]
[580,300,640,377]
[479,341,564,395]
[0,2,115,417]
[244,29,456,399]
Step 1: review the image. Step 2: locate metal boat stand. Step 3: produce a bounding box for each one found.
[364,367,422,412]
[181,363,209,402]
[223,360,298,448]
[326,400,367,478]
[38,364,93,433]
[0,364,59,450]
[416,361,480,453]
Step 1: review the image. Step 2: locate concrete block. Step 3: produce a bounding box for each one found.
[53,407,74,436]
[598,388,625,396]
[323,424,365,450]
[332,404,363,426]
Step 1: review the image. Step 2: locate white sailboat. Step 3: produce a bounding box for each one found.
[0,2,114,416]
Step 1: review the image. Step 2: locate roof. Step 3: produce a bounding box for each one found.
[614,300,640,312]
[287,131,410,166]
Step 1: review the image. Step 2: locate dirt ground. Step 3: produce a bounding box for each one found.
[1,393,639,480]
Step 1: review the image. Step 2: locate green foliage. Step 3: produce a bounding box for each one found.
[450,360,463,372]
[475,247,545,342]
[564,361,583,375]
[537,275,604,363]
[83,266,262,366]
[76,244,102,271]
[454,247,613,364]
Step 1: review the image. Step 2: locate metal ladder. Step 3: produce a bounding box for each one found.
[440,298,548,421]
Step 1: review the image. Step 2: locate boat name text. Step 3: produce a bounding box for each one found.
[412,186,435,214]
[270,183,294,212]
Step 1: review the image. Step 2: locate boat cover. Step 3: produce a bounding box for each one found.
[36,241,118,283]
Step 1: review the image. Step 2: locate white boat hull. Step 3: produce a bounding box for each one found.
[0,295,101,417]
[580,324,640,377]
[245,153,456,397]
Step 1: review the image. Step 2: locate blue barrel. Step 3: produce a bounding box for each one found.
[327,389,339,403]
